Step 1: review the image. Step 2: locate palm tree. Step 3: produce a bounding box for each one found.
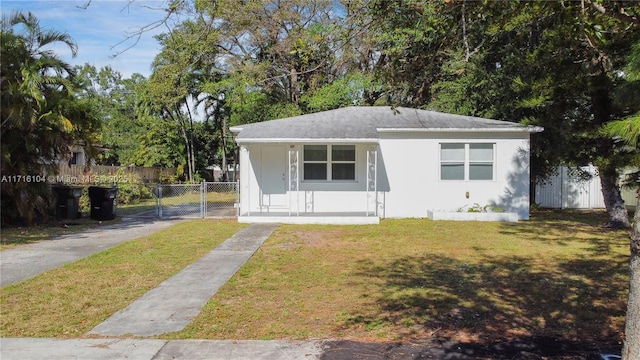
[1,11,98,224]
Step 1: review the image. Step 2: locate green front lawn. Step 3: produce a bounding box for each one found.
[172,210,629,344]
[0,210,630,346]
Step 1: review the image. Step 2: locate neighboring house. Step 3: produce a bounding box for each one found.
[60,142,108,167]
[230,106,542,224]
[67,143,89,166]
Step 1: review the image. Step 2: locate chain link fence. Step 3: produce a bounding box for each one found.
[155,182,238,218]
[203,182,238,217]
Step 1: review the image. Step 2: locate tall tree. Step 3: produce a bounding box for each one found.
[74,65,149,165]
[1,11,100,224]
[146,11,224,182]
[426,1,640,228]
[603,38,640,360]
[209,0,339,104]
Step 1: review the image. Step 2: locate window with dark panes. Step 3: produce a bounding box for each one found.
[303,145,327,180]
[303,145,356,181]
[331,145,355,180]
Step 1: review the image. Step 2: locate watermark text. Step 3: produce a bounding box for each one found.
[1,174,137,184]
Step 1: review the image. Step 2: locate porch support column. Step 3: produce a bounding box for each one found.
[240,146,250,216]
[366,148,378,216]
[288,149,299,216]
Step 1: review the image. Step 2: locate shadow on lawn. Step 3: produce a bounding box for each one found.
[501,210,627,256]
[333,251,626,359]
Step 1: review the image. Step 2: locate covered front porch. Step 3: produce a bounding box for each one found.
[236,143,382,224]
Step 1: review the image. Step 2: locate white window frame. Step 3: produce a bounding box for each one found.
[439,143,495,181]
[303,144,356,181]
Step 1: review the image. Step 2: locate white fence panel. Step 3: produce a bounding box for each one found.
[536,168,563,209]
[536,165,605,209]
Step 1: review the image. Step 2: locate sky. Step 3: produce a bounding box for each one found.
[2,0,179,78]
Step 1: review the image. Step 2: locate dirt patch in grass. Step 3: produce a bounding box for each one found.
[172,210,628,356]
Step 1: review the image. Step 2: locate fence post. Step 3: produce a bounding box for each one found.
[200,182,205,218]
[156,185,163,218]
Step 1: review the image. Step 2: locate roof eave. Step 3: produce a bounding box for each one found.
[235,138,379,144]
[376,126,544,133]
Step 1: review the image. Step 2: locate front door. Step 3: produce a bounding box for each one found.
[261,145,287,210]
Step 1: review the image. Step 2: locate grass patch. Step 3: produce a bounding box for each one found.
[170,210,629,344]
[0,219,245,338]
[116,198,157,216]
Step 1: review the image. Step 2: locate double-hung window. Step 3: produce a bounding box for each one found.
[303,145,355,181]
[440,143,494,180]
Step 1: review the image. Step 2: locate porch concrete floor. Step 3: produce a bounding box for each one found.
[238,212,379,225]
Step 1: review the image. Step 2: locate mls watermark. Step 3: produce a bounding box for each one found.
[1,175,49,183]
[1,174,136,184]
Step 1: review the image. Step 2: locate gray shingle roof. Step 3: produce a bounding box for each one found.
[231,106,541,142]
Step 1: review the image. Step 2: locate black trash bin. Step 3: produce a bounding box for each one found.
[88,186,118,220]
[52,185,83,219]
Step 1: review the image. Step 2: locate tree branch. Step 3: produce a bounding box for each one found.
[585,0,640,25]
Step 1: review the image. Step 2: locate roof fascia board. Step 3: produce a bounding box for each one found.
[376,127,544,133]
[235,138,379,144]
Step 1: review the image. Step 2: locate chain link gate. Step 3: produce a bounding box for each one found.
[203,182,238,217]
[155,182,238,218]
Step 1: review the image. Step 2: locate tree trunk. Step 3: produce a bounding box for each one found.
[290,68,299,103]
[178,120,193,183]
[622,192,640,360]
[185,100,197,182]
[589,76,629,228]
[600,169,630,229]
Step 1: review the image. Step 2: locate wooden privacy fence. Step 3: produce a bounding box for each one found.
[55,165,176,184]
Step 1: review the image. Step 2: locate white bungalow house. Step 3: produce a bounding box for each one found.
[230,106,542,224]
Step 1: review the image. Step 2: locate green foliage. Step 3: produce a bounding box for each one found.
[114,181,154,205]
[303,73,377,112]
[605,117,640,149]
[78,187,90,214]
[457,203,503,213]
[74,65,151,166]
[129,116,186,168]
[1,11,100,225]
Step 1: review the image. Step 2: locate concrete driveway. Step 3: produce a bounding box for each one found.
[0,216,183,286]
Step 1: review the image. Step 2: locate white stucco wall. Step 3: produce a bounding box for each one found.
[238,132,532,220]
[378,132,532,219]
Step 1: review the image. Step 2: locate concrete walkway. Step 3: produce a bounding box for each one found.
[1,219,329,359]
[88,223,278,337]
[0,216,183,286]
